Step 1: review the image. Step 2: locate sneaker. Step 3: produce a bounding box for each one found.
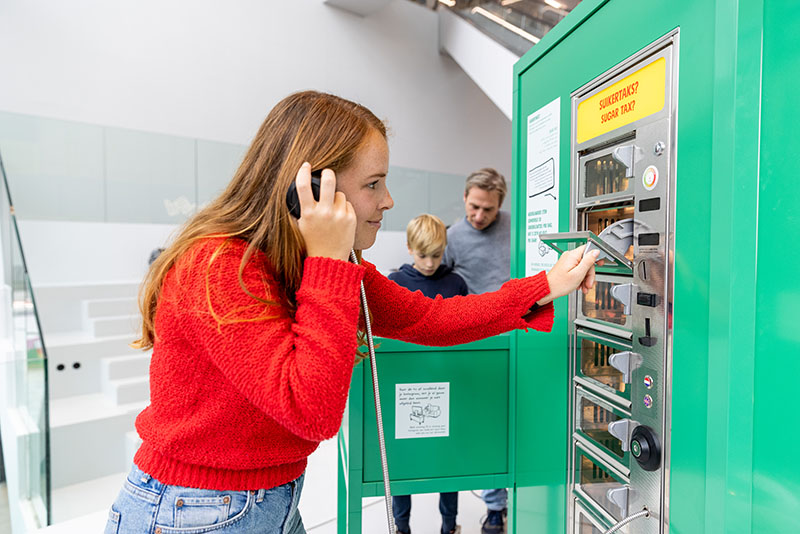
[444,526,461,534]
[481,510,504,534]
[396,529,410,534]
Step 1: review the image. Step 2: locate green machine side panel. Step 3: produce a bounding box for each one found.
[361,341,510,484]
[357,336,512,494]
[752,1,800,532]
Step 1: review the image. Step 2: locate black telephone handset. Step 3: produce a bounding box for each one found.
[286,170,322,219]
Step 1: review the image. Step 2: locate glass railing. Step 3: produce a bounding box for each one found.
[0,148,51,531]
[0,111,467,232]
[437,0,579,56]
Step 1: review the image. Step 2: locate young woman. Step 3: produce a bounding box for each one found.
[104,91,598,534]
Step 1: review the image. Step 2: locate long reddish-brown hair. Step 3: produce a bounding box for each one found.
[133,91,386,350]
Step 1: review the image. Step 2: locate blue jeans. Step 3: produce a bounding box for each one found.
[393,492,458,533]
[104,465,305,534]
[482,488,507,512]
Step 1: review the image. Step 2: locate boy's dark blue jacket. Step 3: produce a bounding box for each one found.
[387,264,468,299]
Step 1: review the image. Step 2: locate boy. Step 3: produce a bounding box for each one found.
[388,214,467,534]
[389,214,468,300]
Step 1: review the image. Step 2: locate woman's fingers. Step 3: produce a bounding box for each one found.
[296,165,356,260]
[295,162,315,212]
[318,168,336,206]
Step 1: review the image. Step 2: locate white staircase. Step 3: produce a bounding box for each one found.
[39,282,152,521]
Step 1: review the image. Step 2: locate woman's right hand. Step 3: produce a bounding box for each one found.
[295,163,356,261]
[537,244,599,306]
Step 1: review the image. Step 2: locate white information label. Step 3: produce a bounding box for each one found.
[525,97,561,277]
[395,382,450,439]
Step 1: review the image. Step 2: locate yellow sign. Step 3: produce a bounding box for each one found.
[577,57,666,144]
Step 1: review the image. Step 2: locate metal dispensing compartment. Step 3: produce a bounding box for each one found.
[538,34,677,534]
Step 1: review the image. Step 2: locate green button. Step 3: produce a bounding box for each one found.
[631,440,642,457]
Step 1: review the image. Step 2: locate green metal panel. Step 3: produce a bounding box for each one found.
[361,345,510,483]
[338,336,512,532]
[752,1,800,532]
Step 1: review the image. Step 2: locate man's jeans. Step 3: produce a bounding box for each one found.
[105,465,305,534]
[482,488,507,512]
[393,492,459,533]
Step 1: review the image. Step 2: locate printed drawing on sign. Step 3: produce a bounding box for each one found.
[528,158,556,200]
[409,404,441,425]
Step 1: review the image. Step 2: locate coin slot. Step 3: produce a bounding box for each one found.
[638,233,660,246]
[639,197,661,212]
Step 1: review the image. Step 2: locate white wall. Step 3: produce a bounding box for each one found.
[0,0,511,179]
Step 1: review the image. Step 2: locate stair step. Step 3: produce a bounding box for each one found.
[103,376,150,406]
[46,333,140,399]
[87,315,139,337]
[48,394,143,489]
[101,353,151,381]
[84,297,138,319]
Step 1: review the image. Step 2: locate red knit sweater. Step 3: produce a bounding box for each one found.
[134,237,553,490]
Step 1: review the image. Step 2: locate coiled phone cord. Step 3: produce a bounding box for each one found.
[351,250,396,534]
[602,508,650,534]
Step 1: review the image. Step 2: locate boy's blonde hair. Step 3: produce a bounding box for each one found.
[406,214,447,256]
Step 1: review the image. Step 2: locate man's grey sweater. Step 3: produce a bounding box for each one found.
[443,211,511,295]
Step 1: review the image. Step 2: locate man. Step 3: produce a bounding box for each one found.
[443,168,510,295]
[442,168,509,533]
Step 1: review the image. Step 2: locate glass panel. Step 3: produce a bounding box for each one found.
[581,279,629,326]
[584,153,631,198]
[0,111,468,229]
[538,231,633,274]
[578,517,604,534]
[576,448,625,521]
[1,150,51,528]
[0,111,105,222]
[382,167,428,232]
[196,140,246,206]
[105,128,196,224]
[577,391,626,461]
[584,206,636,258]
[576,503,606,534]
[577,333,629,398]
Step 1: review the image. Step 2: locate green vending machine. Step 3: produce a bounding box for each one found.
[513,1,800,533]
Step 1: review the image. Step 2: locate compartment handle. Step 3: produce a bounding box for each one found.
[608,350,642,383]
[608,418,634,452]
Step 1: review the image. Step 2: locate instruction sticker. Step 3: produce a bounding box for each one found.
[577,57,666,144]
[395,382,450,439]
[526,97,561,277]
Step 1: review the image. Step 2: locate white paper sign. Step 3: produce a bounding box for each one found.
[395,382,450,439]
[526,97,561,277]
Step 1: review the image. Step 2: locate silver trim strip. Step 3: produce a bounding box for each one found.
[573,376,633,411]
[574,433,631,478]
[574,318,633,341]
